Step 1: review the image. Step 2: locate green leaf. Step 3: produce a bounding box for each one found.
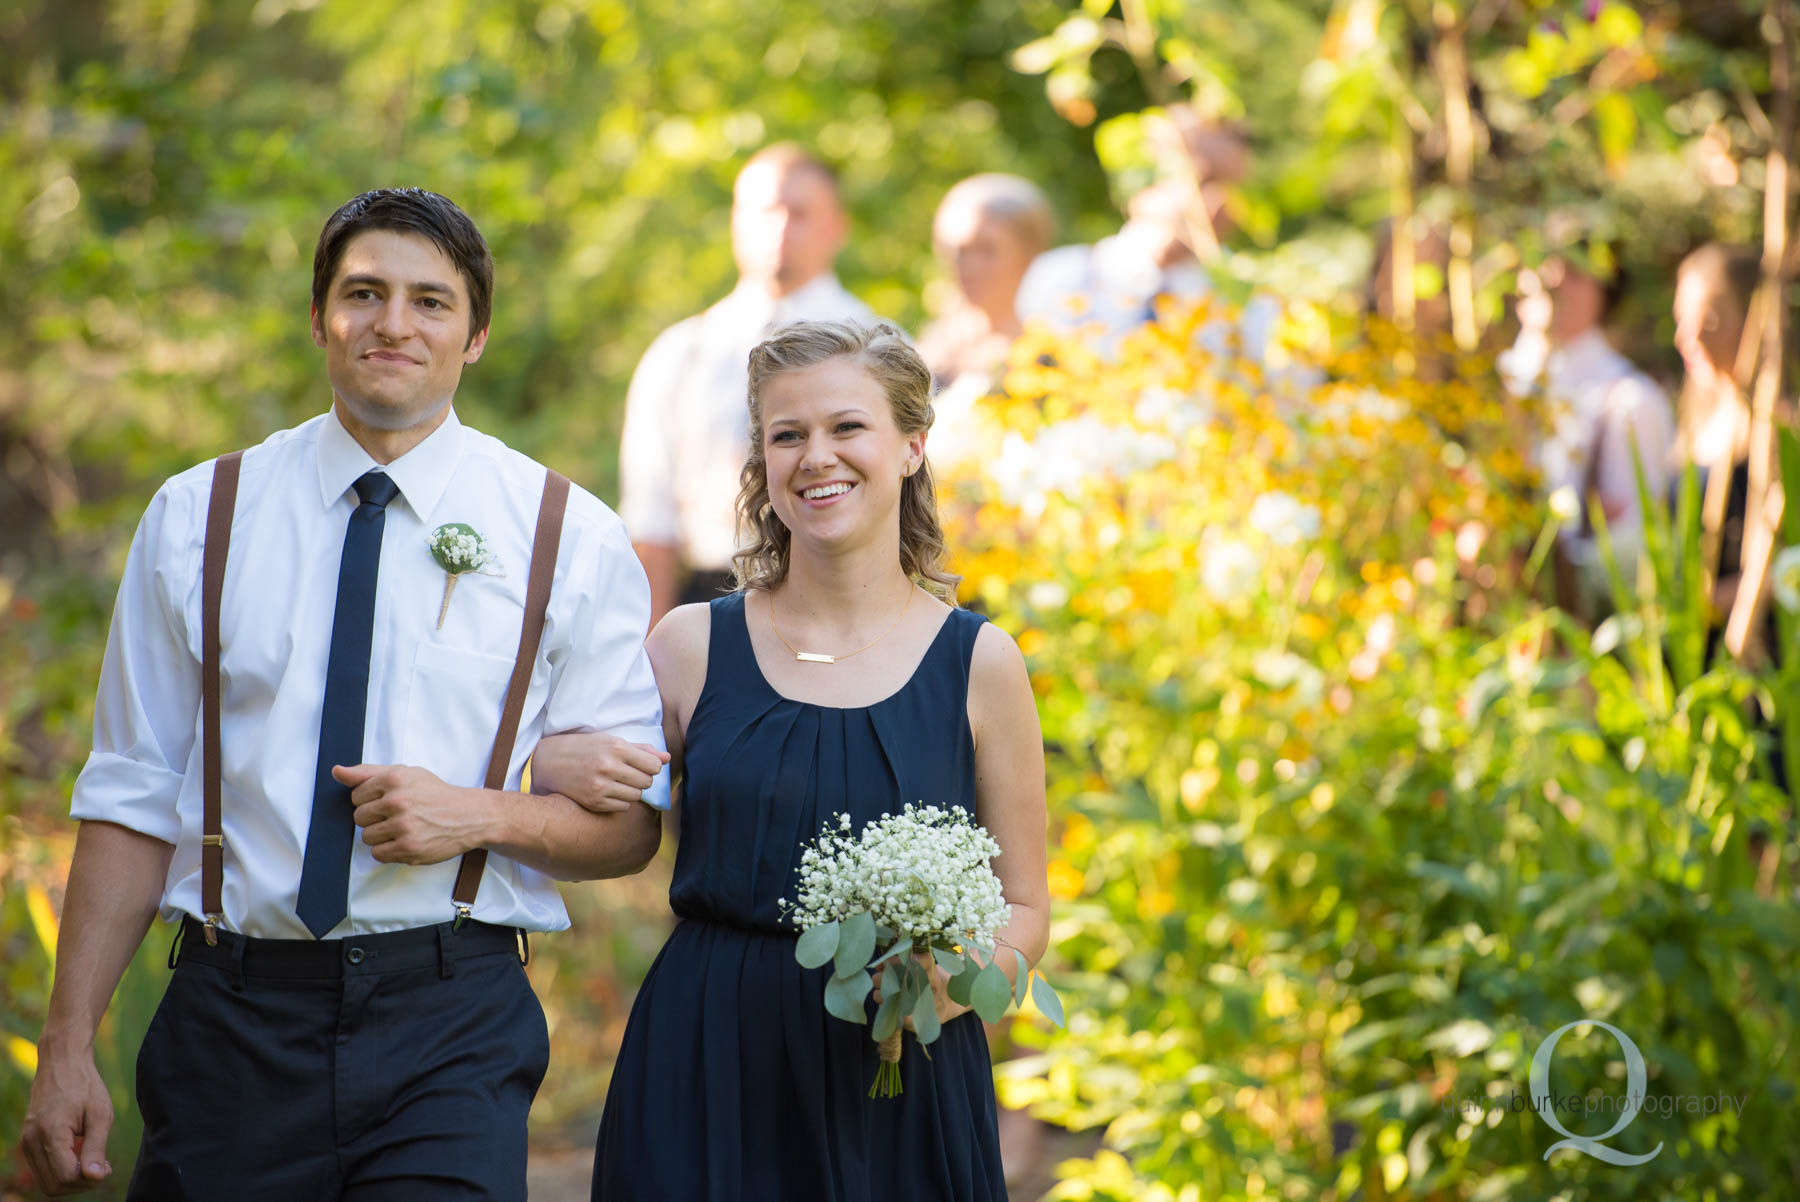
[872,990,901,1042]
[795,921,839,970]
[823,969,872,1025]
[1030,973,1065,1028]
[946,959,978,1007]
[1012,950,1030,1006]
[971,962,1012,1023]
[912,984,942,1045]
[835,912,876,978]
[872,935,912,969]
[931,946,965,975]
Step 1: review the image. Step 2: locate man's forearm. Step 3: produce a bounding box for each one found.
[38,821,172,1054]
[480,788,661,881]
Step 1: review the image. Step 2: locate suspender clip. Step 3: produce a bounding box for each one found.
[452,903,472,933]
[203,914,221,946]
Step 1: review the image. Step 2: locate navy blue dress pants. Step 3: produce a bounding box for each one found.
[127,918,549,1201]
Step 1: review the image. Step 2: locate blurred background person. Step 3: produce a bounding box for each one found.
[1015,107,1274,356]
[1501,250,1674,615]
[618,143,877,625]
[917,173,1055,472]
[918,173,1056,388]
[1672,243,1794,622]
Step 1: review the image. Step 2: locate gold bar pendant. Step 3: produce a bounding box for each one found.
[796,651,836,664]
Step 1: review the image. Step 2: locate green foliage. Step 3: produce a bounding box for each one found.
[949,311,1800,1198]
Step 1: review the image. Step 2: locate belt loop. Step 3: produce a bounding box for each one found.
[436,924,455,979]
[168,919,187,970]
[516,929,529,967]
[227,931,246,992]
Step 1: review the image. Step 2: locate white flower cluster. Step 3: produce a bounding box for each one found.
[783,804,1012,946]
[429,526,498,575]
[990,419,1178,519]
[1248,490,1322,547]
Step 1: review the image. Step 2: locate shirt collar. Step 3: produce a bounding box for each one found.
[722,272,852,327]
[315,404,466,521]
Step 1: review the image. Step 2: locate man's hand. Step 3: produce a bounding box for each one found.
[529,732,669,815]
[336,764,488,865]
[19,1043,114,1196]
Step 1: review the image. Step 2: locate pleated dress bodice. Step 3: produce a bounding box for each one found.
[669,590,983,933]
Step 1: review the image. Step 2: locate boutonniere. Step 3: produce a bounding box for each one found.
[428,523,504,629]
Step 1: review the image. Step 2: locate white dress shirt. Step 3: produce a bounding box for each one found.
[617,273,877,570]
[1015,228,1282,364]
[1506,327,1675,570]
[71,407,670,938]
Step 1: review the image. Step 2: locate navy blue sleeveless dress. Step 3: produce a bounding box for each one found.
[592,592,1007,1201]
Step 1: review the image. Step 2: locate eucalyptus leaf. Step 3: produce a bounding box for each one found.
[1012,949,1030,1006]
[872,990,901,1042]
[835,912,877,978]
[795,921,840,970]
[931,947,965,974]
[971,962,1012,1023]
[871,935,913,969]
[823,969,873,1025]
[946,960,978,1007]
[1030,973,1065,1028]
[912,983,942,1045]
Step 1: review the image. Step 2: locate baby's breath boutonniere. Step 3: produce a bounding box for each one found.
[428,523,503,629]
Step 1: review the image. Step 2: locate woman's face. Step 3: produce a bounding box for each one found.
[759,356,924,557]
[934,206,1034,315]
[1673,269,1722,392]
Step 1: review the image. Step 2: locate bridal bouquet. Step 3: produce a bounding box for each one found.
[780,803,1063,1097]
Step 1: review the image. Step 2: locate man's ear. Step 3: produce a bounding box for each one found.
[464,325,489,364]
[310,303,327,349]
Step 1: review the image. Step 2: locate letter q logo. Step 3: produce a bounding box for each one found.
[1528,1019,1663,1165]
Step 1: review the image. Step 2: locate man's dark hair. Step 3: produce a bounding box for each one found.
[311,188,494,346]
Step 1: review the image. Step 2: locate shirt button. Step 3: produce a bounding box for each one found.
[346,946,366,965]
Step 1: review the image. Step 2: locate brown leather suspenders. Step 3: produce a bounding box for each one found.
[200,452,245,943]
[199,456,571,942]
[452,469,570,925]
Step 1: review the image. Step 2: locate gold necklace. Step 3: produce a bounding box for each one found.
[769,586,915,664]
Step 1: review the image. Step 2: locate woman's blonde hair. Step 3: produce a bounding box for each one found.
[732,320,960,600]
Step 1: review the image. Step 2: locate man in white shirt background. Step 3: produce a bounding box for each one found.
[20,188,670,1199]
[1501,251,1676,613]
[618,143,878,625]
[1015,106,1282,363]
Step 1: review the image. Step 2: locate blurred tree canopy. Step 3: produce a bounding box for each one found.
[0,0,1111,820]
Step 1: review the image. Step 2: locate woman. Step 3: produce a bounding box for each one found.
[1673,244,1764,592]
[917,174,1055,389]
[917,176,1055,476]
[553,320,1049,1200]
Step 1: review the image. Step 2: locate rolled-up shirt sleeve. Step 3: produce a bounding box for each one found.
[616,324,688,548]
[543,509,672,811]
[70,480,203,843]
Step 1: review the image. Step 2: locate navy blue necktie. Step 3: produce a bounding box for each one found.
[297,470,400,938]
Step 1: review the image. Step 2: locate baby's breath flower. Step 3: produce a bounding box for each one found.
[781,803,1012,947]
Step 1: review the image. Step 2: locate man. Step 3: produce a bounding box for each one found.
[20,188,671,1199]
[1501,252,1675,611]
[618,143,877,625]
[1015,106,1280,363]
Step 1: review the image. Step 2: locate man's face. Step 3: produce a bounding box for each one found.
[934,205,1036,315]
[731,162,848,294]
[1542,258,1604,344]
[311,230,487,432]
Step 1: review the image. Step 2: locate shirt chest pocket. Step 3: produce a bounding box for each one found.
[402,644,523,789]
